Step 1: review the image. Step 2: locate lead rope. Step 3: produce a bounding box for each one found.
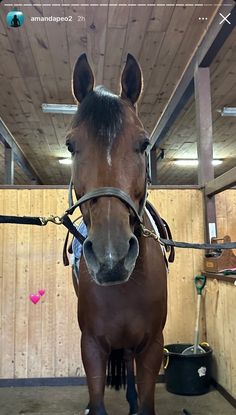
[1,175,236,251]
[140,224,236,250]
[1,208,236,250]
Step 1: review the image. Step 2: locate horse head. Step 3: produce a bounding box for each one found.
[66,53,150,286]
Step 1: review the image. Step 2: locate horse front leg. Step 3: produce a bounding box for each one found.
[125,350,138,415]
[81,333,109,415]
[135,335,164,415]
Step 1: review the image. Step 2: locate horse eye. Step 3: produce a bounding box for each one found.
[66,139,74,154]
[140,139,150,154]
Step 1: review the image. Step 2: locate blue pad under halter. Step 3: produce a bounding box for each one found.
[71,221,87,277]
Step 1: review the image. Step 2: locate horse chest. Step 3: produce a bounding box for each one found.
[79,287,164,348]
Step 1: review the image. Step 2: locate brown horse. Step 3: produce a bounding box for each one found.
[66,54,168,415]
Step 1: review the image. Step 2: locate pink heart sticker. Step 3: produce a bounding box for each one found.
[38,289,45,297]
[29,294,41,304]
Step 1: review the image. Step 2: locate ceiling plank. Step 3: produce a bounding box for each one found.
[86,5,109,85]
[143,2,200,107]
[140,1,217,122]
[0,7,38,78]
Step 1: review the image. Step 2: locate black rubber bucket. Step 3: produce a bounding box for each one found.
[164,343,212,395]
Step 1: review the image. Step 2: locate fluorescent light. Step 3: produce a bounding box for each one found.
[174,159,223,167]
[59,158,72,165]
[212,159,223,166]
[217,107,236,117]
[42,103,77,114]
[174,160,198,166]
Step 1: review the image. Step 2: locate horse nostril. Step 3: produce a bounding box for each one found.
[83,239,100,274]
[124,235,139,271]
[83,234,139,281]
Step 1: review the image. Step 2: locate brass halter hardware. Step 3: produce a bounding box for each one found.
[39,215,64,226]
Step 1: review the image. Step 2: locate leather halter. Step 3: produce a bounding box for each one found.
[67,150,150,237]
[68,187,144,223]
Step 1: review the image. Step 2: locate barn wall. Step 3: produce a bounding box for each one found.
[0,188,205,380]
[148,189,205,344]
[0,189,82,379]
[205,190,236,399]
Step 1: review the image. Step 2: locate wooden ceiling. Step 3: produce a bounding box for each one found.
[0,1,234,185]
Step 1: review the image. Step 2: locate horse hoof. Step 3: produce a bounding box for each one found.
[84,409,90,415]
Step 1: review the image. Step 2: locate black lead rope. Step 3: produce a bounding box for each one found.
[0,214,85,245]
[159,237,236,250]
[1,213,236,250]
[1,212,236,251]
[0,215,44,226]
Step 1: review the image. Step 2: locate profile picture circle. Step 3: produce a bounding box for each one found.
[6,10,25,28]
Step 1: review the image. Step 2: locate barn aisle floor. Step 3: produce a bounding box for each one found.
[0,384,234,415]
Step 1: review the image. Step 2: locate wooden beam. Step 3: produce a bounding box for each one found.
[0,118,43,184]
[205,167,236,197]
[194,66,216,242]
[4,146,14,185]
[203,195,217,242]
[194,67,214,186]
[150,2,236,149]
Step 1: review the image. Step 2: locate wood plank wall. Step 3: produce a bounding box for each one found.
[0,188,205,380]
[148,190,205,345]
[0,189,82,379]
[205,190,236,399]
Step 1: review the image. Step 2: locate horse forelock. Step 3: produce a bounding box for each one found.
[71,86,124,145]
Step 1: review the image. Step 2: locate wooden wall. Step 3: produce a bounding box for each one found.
[0,189,83,379]
[0,188,205,380]
[205,190,236,399]
[148,190,205,344]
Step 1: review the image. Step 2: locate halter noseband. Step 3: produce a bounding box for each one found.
[67,187,144,223]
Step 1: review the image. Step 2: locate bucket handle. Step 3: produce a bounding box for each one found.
[163,348,169,370]
[200,341,209,348]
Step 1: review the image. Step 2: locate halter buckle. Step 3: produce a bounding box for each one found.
[140,224,160,242]
[40,215,63,226]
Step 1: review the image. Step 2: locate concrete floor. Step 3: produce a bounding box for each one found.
[0,384,235,415]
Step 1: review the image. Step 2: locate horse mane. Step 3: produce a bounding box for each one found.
[71,86,124,143]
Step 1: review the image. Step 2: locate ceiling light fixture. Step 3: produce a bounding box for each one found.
[42,103,77,114]
[212,159,223,166]
[174,159,223,167]
[217,107,236,117]
[59,158,72,165]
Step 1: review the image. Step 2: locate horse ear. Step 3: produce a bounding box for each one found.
[72,54,94,103]
[120,54,142,105]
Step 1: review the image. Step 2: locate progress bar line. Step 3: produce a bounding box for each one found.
[3,2,234,6]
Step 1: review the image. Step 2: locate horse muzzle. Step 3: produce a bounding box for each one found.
[83,234,139,286]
